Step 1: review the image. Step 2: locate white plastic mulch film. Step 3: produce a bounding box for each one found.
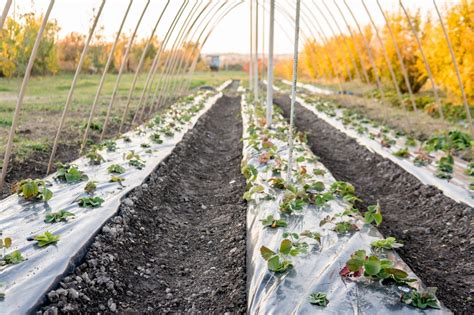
[0,81,231,314]
[240,95,450,314]
[279,81,474,209]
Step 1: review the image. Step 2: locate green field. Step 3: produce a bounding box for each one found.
[0,70,245,163]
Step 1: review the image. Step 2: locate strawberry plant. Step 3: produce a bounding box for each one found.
[78,196,104,208]
[260,215,287,228]
[44,210,74,223]
[413,152,432,167]
[107,164,126,174]
[393,148,410,158]
[86,147,105,165]
[3,250,24,265]
[281,232,310,255]
[101,139,117,152]
[381,135,395,148]
[34,231,60,247]
[84,181,97,194]
[150,132,163,144]
[241,164,258,183]
[364,203,383,226]
[110,175,125,183]
[122,136,132,142]
[124,151,145,170]
[308,292,329,307]
[436,155,454,179]
[260,242,293,272]
[340,249,415,285]
[140,143,151,148]
[330,181,359,203]
[313,168,326,176]
[465,163,474,176]
[405,137,417,147]
[243,185,264,201]
[268,177,286,189]
[371,237,403,250]
[13,179,53,202]
[401,288,440,310]
[54,163,88,183]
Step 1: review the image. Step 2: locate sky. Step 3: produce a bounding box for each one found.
[0,0,460,54]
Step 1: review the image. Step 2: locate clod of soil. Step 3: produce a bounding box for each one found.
[275,95,473,314]
[40,89,246,313]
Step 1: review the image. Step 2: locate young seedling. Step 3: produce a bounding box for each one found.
[465,163,474,176]
[54,163,88,183]
[364,203,383,226]
[333,221,359,234]
[260,240,294,273]
[308,292,329,307]
[140,143,151,148]
[86,147,105,165]
[401,288,440,310]
[243,185,264,201]
[78,196,104,208]
[313,168,326,176]
[150,132,163,144]
[260,215,288,228]
[405,137,417,147]
[340,249,415,285]
[44,210,74,223]
[107,164,126,174]
[124,151,146,170]
[413,151,432,167]
[2,250,25,265]
[101,140,117,152]
[393,148,410,158]
[0,237,12,258]
[241,164,258,183]
[268,177,286,190]
[436,155,454,179]
[13,179,53,202]
[330,181,359,203]
[84,181,97,194]
[34,232,60,247]
[110,175,125,183]
[371,237,403,250]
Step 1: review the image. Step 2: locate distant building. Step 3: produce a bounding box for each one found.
[208,55,220,71]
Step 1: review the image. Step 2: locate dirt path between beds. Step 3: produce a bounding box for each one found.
[40,85,246,314]
[275,95,473,314]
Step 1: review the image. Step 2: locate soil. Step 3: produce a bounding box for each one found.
[275,95,473,314]
[39,86,247,313]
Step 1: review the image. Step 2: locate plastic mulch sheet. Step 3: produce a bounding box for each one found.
[240,95,451,314]
[0,81,231,314]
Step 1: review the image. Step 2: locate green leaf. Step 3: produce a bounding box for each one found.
[3,250,24,264]
[44,210,74,223]
[308,292,329,307]
[279,239,292,255]
[364,256,381,276]
[260,246,276,261]
[78,196,104,208]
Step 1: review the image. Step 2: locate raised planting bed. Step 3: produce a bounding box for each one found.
[274,95,472,314]
[0,81,231,314]
[278,81,474,208]
[241,94,450,314]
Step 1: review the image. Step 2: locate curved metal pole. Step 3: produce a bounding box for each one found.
[308,1,352,83]
[400,0,444,120]
[47,0,106,174]
[312,1,352,82]
[433,0,472,134]
[152,0,197,109]
[158,0,215,107]
[0,0,12,29]
[333,0,370,85]
[165,0,229,104]
[286,0,301,183]
[343,0,386,103]
[362,0,405,109]
[100,0,150,141]
[136,0,189,122]
[249,0,253,91]
[266,0,275,128]
[376,0,418,112]
[319,0,362,84]
[254,0,259,100]
[118,0,171,134]
[0,0,55,190]
[179,1,244,97]
[153,0,205,110]
[80,0,133,154]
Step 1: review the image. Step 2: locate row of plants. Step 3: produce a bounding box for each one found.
[301,93,474,192]
[241,95,440,311]
[0,90,217,301]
